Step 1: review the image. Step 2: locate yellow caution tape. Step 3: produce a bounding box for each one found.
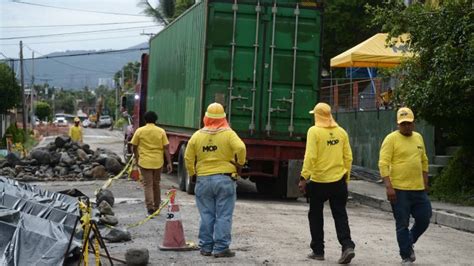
[126,197,170,228]
[79,200,102,265]
[94,154,135,196]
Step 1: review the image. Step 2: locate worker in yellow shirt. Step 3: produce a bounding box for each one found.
[298,102,355,264]
[130,111,172,216]
[69,117,83,143]
[379,107,431,264]
[185,102,246,258]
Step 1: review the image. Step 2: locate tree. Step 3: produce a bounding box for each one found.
[322,0,381,71]
[35,101,52,121]
[369,0,474,148]
[0,62,21,114]
[114,62,141,91]
[139,0,194,25]
[368,0,474,204]
[54,91,75,114]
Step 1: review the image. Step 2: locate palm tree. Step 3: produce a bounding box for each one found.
[139,0,194,25]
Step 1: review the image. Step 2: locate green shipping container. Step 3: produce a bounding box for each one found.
[147,0,323,140]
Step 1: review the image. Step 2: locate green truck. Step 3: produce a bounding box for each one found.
[133,0,323,198]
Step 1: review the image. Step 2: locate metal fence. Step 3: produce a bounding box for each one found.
[320,78,394,112]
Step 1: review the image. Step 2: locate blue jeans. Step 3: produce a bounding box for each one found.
[195,174,237,254]
[391,190,432,259]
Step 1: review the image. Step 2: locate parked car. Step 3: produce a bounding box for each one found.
[53,117,68,127]
[98,115,112,128]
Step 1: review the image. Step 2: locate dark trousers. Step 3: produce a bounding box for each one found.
[391,190,432,259]
[308,178,355,255]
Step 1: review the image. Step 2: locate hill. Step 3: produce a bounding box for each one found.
[22,42,148,89]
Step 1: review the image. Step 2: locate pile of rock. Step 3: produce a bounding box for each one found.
[96,189,132,243]
[0,136,126,181]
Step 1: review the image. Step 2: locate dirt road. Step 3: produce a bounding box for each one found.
[36,129,474,264]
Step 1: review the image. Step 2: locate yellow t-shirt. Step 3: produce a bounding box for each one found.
[69,125,83,142]
[184,129,246,177]
[301,126,353,183]
[378,131,429,190]
[130,123,169,169]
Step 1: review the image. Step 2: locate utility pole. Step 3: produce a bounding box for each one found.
[31,51,35,129]
[116,69,124,123]
[19,41,27,134]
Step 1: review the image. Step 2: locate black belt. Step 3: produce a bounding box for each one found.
[221,173,233,177]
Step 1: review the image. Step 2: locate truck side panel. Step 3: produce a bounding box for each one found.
[147,2,207,130]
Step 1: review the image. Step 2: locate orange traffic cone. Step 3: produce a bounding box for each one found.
[159,189,197,251]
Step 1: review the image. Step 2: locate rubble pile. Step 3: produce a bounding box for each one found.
[0,136,126,181]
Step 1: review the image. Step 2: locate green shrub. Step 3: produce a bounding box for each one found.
[114,117,128,130]
[431,148,474,206]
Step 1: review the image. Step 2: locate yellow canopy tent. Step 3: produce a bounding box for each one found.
[330,33,413,68]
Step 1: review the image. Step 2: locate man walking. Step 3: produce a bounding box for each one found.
[69,117,83,143]
[185,102,246,258]
[130,111,172,215]
[379,107,431,264]
[299,102,355,264]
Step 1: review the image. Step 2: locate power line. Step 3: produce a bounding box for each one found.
[1,34,150,46]
[0,21,154,28]
[24,45,116,74]
[10,47,149,61]
[13,1,148,17]
[0,25,159,40]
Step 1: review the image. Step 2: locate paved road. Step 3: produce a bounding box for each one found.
[35,128,474,265]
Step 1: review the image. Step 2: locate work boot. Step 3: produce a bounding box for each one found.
[200,250,212,256]
[409,247,416,262]
[214,249,235,258]
[307,252,324,261]
[337,247,355,264]
[401,258,413,265]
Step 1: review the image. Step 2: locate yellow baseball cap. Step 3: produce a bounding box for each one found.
[74,117,80,122]
[309,102,338,128]
[205,103,226,119]
[397,107,414,124]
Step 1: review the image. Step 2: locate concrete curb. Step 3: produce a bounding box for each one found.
[349,191,474,234]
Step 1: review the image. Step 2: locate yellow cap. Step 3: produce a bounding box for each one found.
[74,117,80,122]
[205,103,226,119]
[397,107,414,124]
[309,102,338,128]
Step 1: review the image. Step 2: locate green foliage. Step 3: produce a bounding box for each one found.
[322,0,381,71]
[95,85,116,115]
[1,123,25,147]
[139,0,169,25]
[368,0,474,149]
[0,63,21,114]
[35,101,52,121]
[114,117,128,130]
[160,0,175,19]
[432,148,474,205]
[114,62,141,91]
[139,0,193,25]
[54,90,75,114]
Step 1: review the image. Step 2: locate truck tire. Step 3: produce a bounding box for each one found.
[177,144,195,194]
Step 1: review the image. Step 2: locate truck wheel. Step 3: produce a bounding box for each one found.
[255,179,273,195]
[177,144,195,194]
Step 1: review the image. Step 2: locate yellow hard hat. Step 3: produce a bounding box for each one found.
[205,103,226,119]
[74,117,80,122]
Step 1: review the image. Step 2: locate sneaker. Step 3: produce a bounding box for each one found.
[409,247,416,262]
[214,249,235,258]
[200,250,212,256]
[401,258,413,265]
[307,252,325,260]
[337,247,355,264]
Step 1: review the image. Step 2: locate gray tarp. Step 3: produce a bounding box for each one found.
[0,177,81,266]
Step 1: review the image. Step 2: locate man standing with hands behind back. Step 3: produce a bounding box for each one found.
[379,107,431,264]
[130,111,172,216]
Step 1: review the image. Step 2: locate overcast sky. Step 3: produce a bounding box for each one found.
[0,0,163,59]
